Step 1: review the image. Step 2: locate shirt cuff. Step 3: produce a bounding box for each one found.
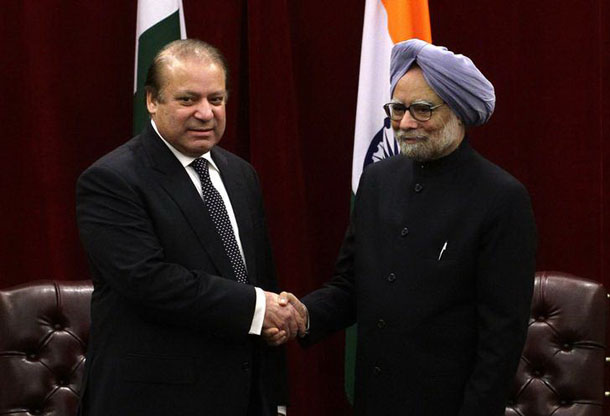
[278,405,287,415]
[248,287,265,335]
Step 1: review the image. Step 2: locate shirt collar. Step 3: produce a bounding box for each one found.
[151,120,220,173]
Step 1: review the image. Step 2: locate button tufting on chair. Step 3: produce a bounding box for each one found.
[0,280,93,416]
[505,271,606,416]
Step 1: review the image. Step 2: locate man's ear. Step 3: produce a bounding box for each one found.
[146,90,157,115]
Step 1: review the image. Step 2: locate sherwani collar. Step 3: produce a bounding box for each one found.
[411,135,473,178]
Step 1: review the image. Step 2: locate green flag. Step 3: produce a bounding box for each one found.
[133,0,186,135]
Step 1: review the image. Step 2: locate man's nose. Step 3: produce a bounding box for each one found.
[398,111,419,129]
[194,100,214,120]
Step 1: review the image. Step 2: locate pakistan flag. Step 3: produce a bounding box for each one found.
[133,0,186,135]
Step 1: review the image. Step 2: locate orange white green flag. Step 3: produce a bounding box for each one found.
[132,0,187,135]
[345,0,432,404]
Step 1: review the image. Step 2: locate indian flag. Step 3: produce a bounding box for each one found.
[133,0,187,135]
[345,0,432,404]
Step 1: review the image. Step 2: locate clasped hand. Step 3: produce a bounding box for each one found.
[262,291,307,346]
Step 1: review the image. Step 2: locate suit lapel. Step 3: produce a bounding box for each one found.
[211,148,259,286]
[140,125,236,281]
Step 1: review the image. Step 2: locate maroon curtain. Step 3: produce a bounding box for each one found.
[1,1,609,415]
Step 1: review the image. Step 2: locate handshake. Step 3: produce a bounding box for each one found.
[262,291,308,346]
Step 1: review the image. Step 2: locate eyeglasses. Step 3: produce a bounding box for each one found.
[383,102,444,122]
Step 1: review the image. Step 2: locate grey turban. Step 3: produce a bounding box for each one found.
[390,39,495,126]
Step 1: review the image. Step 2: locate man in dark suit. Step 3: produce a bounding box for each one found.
[76,39,301,416]
[275,39,537,415]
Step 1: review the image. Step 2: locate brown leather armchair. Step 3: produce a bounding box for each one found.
[506,271,607,416]
[0,280,93,416]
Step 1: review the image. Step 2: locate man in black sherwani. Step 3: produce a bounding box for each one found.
[275,39,537,416]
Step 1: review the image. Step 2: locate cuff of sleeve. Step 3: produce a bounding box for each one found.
[248,287,265,335]
[278,405,287,415]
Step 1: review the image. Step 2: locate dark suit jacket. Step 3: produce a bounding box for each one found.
[301,140,536,416]
[76,123,287,416]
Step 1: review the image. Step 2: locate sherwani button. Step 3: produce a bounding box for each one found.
[373,366,382,375]
[414,183,423,192]
[377,319,386,328]
[400,227,409,237]
[241,361,250,371]
[387,273,396,282]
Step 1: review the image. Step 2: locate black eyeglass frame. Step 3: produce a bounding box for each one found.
[383,101,445,122]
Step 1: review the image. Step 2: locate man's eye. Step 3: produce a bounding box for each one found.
[392,104,406,114]
[411,104,431,115]
[178,97,193,104]
[210,97,225,105]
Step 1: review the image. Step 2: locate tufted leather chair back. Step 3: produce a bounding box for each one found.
[0,280,93,416]
[506,271,607,416]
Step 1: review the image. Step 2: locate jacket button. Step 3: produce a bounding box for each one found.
[241,361,250,371]
[400,227,409,237]
[387,273,396,282]
[414,183,423,192]
[377,319,386,329]
[373,366,382,376]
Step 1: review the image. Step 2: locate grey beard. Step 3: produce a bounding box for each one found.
[394,115,463,162]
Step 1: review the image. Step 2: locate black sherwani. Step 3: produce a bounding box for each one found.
[76,123,287,416]
[301,139,536,415]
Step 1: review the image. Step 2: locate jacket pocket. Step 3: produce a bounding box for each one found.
[121,353,196,385]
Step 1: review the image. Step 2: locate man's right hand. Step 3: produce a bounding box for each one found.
[262,291,308,346]
[263,291,307,346]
